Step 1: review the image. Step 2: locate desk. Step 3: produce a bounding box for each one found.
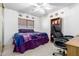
[65,37,79,56]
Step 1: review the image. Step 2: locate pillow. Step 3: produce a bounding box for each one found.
[19,29,34,33]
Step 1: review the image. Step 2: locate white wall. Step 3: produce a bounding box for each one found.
[34,17,41,32]
[4,8,18,45]
[40,16,50,39]
[40,4,79,38]
[66,4,79,36]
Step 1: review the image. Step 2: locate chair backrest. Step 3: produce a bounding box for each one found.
[51,24,63,38]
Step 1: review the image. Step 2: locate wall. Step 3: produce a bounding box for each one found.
[40,4,79,39]
[67,4,79,36]
[34,17,41,32]
[40,16,50,39]
[4,8,18,45]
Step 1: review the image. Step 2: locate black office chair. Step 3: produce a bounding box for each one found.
[51,24,74,56]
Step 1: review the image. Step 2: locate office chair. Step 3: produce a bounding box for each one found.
[51,24,73,56]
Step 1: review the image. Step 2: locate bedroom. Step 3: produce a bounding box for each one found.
[0,3,79,56]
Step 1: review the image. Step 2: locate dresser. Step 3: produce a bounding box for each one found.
[65,37,79,56]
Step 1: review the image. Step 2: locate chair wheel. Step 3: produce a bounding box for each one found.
[53,53,55,55]
[59,50,62,53]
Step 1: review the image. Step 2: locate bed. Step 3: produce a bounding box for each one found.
[13,29,49,53]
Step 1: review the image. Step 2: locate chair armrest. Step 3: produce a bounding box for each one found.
[64,35,74,38]
[63,35,74,41]
[59,37,69,41]
[54,37,69,42]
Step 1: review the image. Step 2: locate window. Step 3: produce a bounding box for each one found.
[18,18,34,29]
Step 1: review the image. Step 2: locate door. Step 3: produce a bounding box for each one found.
[0,3,3,55]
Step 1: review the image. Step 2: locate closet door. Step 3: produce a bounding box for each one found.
[0,3,3,55]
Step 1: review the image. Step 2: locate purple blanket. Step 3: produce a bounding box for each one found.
[18,32,41,42]
[13,32,49,53]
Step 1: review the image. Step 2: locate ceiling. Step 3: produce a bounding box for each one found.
[4,3,75,17]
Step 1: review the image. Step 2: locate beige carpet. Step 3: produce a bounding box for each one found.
[0,52,1,56]
[0,44,2,56]
[2,42,59,56]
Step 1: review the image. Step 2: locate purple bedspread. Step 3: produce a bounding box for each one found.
[13,32,49,53]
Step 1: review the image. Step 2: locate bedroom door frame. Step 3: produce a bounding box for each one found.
[1,3,4,55]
